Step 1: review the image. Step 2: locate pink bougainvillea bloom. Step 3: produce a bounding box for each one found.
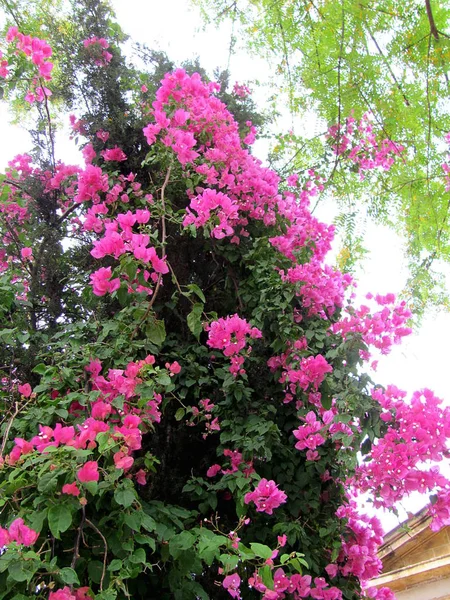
[20,247,32,259]
[8,518,38,546]
[0,527,11,546]
[75,588,92,600]
[49,587,77,600]
[62,482,81,497]
[166,361,181,374]
[91,400,111,420]
[135,469,146,485]
[18,383,32,397]
[96,130,110,142]
[325,564,338,578]
[102,146,127,162]
[114,451,134,470]
[206,464,221,478]
[90,266,121,296]
[223,573,241,599]
[244,478,287,515]
[77,461,99,483]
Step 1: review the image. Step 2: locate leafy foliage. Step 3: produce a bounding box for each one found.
[196,0,450,314]
[0,2,449,600]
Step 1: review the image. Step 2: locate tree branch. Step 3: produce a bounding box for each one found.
[425,0,439,40]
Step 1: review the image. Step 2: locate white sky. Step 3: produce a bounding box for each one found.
[1,0,450,531]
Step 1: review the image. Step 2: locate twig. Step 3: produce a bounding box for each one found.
[366,25,410,106]
[40,80,56,170]
[0,399,32,459]
[131,166,171,339]
[0,402,19,459]
[85,518,108,591]
[71,507,86,570]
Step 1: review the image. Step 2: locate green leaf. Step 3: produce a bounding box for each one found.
[83,481,98,496]
[146,319,166,346]
[129,548,146,564]
[114,488,136,508]
[8,561,35,583]
[59,567,80,585]
[259,565,274,589]
[37,472,58,493]
[108,559,123,572]
[187,303,204,339]
[187,283,206,303]
[174,407,185,421]
[123,511,142,531]
[88,560,104,584]
[250,543,273,560]
[219,554,239,571]
[48,504,72,539]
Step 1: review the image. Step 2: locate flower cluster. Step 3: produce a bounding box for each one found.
[207,314,262,376]
[0,518,38,547]
[7,355,169,491]
[244,478,287,515]
[268,342,332,405]
[248,570,342,599]
[82,36,112,66]
[3,27,53,102]
[330,293,412,361]
[327,113,405,179]
[354,386,450,510]
[335,503,384,583]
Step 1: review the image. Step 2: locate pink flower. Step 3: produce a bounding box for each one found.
[114,451,134,470]
[49,587,77,600]
[96,130,110,142]
[90,267,121,296]
[18,383,32,397]
[223,573,241,599]
[166,361,181,374]
[102,146,127,162]
[20,247,32,260]
[244,478,287,515]
[77,461,99,483]
[8,518,38,546]
[325,564,338,578]
[62,482,81,497]
[206,464,221,477]
[135,469,147,485]
[0,527,11,546]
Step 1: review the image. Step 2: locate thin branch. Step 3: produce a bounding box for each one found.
[0,398,32,459]
[131,166,171,339]
[276,6,294,123]
[85,519,107,591]
[365,25,410,106]
[40,80,56,170]
[55,203,79,226]
[71,507,86,570]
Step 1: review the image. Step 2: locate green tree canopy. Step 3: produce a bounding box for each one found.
[197,0,450,314]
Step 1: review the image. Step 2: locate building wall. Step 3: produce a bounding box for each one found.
[394,576,450,600]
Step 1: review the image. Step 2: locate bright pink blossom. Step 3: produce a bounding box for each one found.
[8,518,38,546]
[18,383,32,397]
[244,478,287,515]
[77,461,99,483]
[223,573,241,599]
[62,482,81,497]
